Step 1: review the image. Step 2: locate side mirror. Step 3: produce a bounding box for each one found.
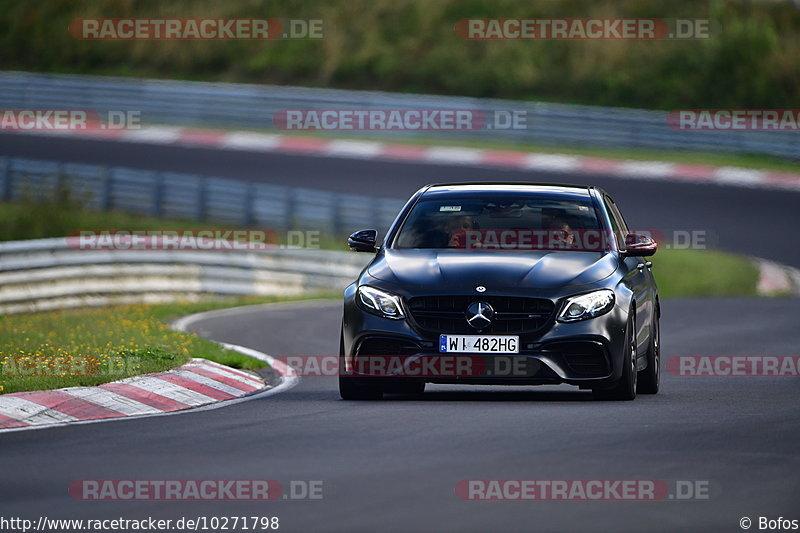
[348,229,378,252]
[622,232,657,257]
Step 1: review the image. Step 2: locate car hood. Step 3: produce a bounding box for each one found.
[366,249,617,291]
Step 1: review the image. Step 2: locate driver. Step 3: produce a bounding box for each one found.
[444,215,476,248]
[546,218,576,248]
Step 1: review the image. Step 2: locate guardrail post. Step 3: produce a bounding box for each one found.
[331,194,343,237]
[56,162,66,201]
[101,166,113,211]
[244,182,256,226]
[152,171,164,217]
[285,188,296,231]
[2,157,11,201]
[196,176,207,221]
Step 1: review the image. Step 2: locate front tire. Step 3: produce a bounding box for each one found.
[636,313,660,394]
[339,376,384,400]
[593,313,637,401]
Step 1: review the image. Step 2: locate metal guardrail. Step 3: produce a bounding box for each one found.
[0,237,371,314]
[2,71,798,159]
[0,156,405,233]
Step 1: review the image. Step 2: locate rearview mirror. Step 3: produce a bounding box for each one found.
[622,232,657,257]
[348,229,378,252]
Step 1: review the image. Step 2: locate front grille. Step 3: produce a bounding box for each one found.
[408,295,554,334]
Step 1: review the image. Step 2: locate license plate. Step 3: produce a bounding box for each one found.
[439,335,519,354]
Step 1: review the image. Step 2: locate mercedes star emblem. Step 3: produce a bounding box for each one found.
[466,301,494,330]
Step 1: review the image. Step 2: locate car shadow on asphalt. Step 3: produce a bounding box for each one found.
[382,388,596,402]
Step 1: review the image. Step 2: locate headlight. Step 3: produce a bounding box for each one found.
[557,289,615,323]
[357,286,405,319]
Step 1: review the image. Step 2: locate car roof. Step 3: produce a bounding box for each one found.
[421,182,599,199]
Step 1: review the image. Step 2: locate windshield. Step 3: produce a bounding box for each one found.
[393,194,609,251]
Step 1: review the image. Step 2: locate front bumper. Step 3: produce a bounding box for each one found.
[342,290,629,387]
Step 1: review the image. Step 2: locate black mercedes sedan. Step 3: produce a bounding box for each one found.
[340,183,660,401]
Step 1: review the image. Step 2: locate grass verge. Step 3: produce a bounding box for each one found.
[0,294,335,395]
[653,249,759,299]
[0,199,243,242]
[0,199,348,250]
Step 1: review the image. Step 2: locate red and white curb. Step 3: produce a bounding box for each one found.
[755,258,800,296]
[0,358,259,432]
[0,346,298,434]
[15,126,800,192]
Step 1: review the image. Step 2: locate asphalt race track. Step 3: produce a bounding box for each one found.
[1,298,799,532]
[1,133,799,532]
